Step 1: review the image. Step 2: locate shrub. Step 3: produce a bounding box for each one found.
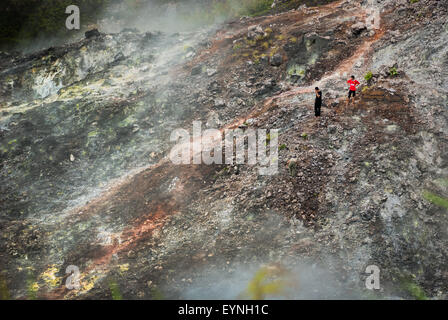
[399,277,427,300]
[108,280,123,300]
[423,191,448,209]
[389,67,398,76]
[238,0,273,17]
[240,265,293,300]
[364,71,373,82]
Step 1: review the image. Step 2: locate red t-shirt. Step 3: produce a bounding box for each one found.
[348,79,360,91]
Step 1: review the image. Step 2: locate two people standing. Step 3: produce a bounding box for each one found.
[313,75,360,117]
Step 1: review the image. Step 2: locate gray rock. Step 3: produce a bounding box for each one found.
[85,29,100,39]
[270,53,283,66]
[214,98,226,108]
[206,68,217,77]
[247,25,264,40]
[328,125,337,134]
[350,22,367,36]
[191,65,202,76]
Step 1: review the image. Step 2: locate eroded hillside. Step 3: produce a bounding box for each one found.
[0,0,447,299]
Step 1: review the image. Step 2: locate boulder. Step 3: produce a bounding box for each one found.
[270,53,283,66]
[214,98,226,108]
[247,25,265,40]
[85,29,100,39]
[350,22,367,36]
[206,112,221,128]
[206,68,217,77]
[191,64,202,76]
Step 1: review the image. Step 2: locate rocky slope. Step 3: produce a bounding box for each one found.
[0,0,447,299]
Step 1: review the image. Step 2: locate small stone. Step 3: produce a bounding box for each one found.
[351,22,367,36]
[247,25,264,39]
[191,65,202,76]
[206,68,217,77]
[85,29,100,39]
[214,98,226,108]
[270,53,283,66]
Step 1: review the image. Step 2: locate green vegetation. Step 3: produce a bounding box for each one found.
[149,286,165,300]
[279,144,287,151]
[26,270,38,300]
[389,67,398,76]
[275,34,285,41]
[108,279,123,300]
[0,275,11,300]
[1,0,339,51]
[364,71,373,82]
[410,0,420,4]
[287,64,306,78]
[239,0,273,17]
[270,0,337,13]
[400,277,427,300]
[265,133,271,145]
[240,265,295,299]
[269,46,279,57]
[246,38,257,47]
[423,190,448,209]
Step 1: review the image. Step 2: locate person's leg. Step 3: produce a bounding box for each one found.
[349,91,355,105]
[317,104,321,117]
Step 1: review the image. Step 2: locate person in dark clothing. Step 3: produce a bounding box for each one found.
[314,87,322,117]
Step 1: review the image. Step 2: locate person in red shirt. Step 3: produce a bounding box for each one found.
[347,75,360,105]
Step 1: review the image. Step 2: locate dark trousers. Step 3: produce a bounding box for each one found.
[315,103,321,117]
